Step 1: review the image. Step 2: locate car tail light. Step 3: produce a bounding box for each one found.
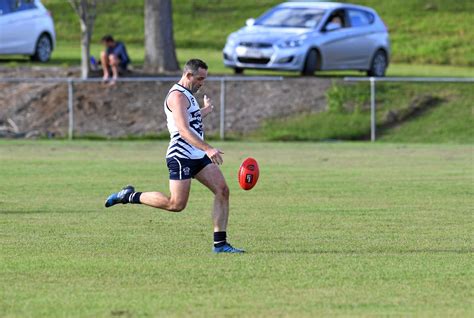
[47,10,52,18]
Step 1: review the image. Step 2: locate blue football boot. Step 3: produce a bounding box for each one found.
[104,185,135,208]
[213,243,245,254]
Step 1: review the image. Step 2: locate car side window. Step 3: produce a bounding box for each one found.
[323,9,347,31]
[8,0,19,10]
[17,0,36,11]
[348,9,374,27]
[0,0,12,15]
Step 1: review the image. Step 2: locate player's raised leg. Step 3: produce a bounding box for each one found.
[139,179,191,212]
[195,163,245,253]
[104,180,191,212]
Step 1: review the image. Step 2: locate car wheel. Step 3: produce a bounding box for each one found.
[367,50,387,77]
[301,49,318,76]
[31,34,52,62]
[234,67,244,74]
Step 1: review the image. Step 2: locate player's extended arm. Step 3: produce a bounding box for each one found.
[168,91,223,165]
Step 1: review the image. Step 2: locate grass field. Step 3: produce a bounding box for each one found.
[255,82,474,142]
[0,140,472,317]
[2,0,474,77]
[2,43,474,78]
[38,0,474,66]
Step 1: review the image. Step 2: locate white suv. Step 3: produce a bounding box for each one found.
[0,0,56,62]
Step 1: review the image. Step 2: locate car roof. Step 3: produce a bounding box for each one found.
[279,1,375,13]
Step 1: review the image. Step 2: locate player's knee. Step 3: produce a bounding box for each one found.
[169,201,186,212]
[216,184,229,200]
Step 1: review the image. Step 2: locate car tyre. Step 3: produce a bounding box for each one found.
[301,49,318,76]
[234,67,244,74]
[367,50,387,77]
[31,34,52,62]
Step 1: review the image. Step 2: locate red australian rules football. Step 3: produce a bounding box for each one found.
[238,157,259,190]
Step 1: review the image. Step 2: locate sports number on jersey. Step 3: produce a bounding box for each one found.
[189,109,203,137]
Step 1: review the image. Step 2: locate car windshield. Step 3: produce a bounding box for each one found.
[255,7,325,28]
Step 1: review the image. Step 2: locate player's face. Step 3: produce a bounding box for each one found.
[190,68,208,93]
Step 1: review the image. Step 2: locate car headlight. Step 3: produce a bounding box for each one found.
[278,39,304,48]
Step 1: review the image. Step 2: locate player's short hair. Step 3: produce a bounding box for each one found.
[101,35,114,43]
[184,59,208,75]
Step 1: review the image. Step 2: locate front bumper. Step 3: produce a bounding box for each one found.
[223,43,306,71]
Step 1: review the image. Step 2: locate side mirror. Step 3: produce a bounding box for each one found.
[246,18,255,27]
[324,22,342,32]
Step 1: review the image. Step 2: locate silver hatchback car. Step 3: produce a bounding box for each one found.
[223,1,390,76]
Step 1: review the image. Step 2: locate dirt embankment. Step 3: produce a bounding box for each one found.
[0,67,333,138]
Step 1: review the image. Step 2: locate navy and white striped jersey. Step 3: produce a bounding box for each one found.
[164,83,206,159]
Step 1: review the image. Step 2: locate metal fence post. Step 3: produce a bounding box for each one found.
[67,79,74,140]
[220,78,226,140]
[370,77,376,142]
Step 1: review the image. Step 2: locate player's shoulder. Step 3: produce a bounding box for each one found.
[168,89,188,100]
[167,90,190,110]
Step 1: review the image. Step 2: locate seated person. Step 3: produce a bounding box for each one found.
[100,35,131,83]
[329,16,343,28]
[324,15,343,31]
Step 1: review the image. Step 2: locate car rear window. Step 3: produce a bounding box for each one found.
[255,7,326,28]
[348,9,374,27]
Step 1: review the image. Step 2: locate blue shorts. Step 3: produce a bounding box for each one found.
[166,156,212,180]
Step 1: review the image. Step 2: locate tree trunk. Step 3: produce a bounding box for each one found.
[68,0,97,79]
[144,0,179,73]
[79,19,91,79]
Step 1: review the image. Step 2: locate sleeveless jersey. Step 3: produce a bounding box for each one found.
[164,84,206,159]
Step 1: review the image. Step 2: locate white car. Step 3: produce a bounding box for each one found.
[0,0,56,62]
[223,1,390,76]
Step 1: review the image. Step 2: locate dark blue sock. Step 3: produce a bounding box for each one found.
[130,192,142,204]
[123,192,142,204]
[214,231,226,247]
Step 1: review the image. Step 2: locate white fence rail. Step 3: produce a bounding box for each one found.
[0,76,283,140]
[344,77,474,142]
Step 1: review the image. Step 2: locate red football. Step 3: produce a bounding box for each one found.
[238,157,259,190]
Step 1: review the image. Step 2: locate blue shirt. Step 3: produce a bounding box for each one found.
[106,41,130,66]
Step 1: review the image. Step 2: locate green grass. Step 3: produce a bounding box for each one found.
[3,0,474,76]
[255,83,474,142]
[384,64,474,78]
[2,42,473,77]
[378,91,474,143]
[340,0,474,66]
[3,0,473,76]
[37,0,473,66]
[0,141,473,317]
